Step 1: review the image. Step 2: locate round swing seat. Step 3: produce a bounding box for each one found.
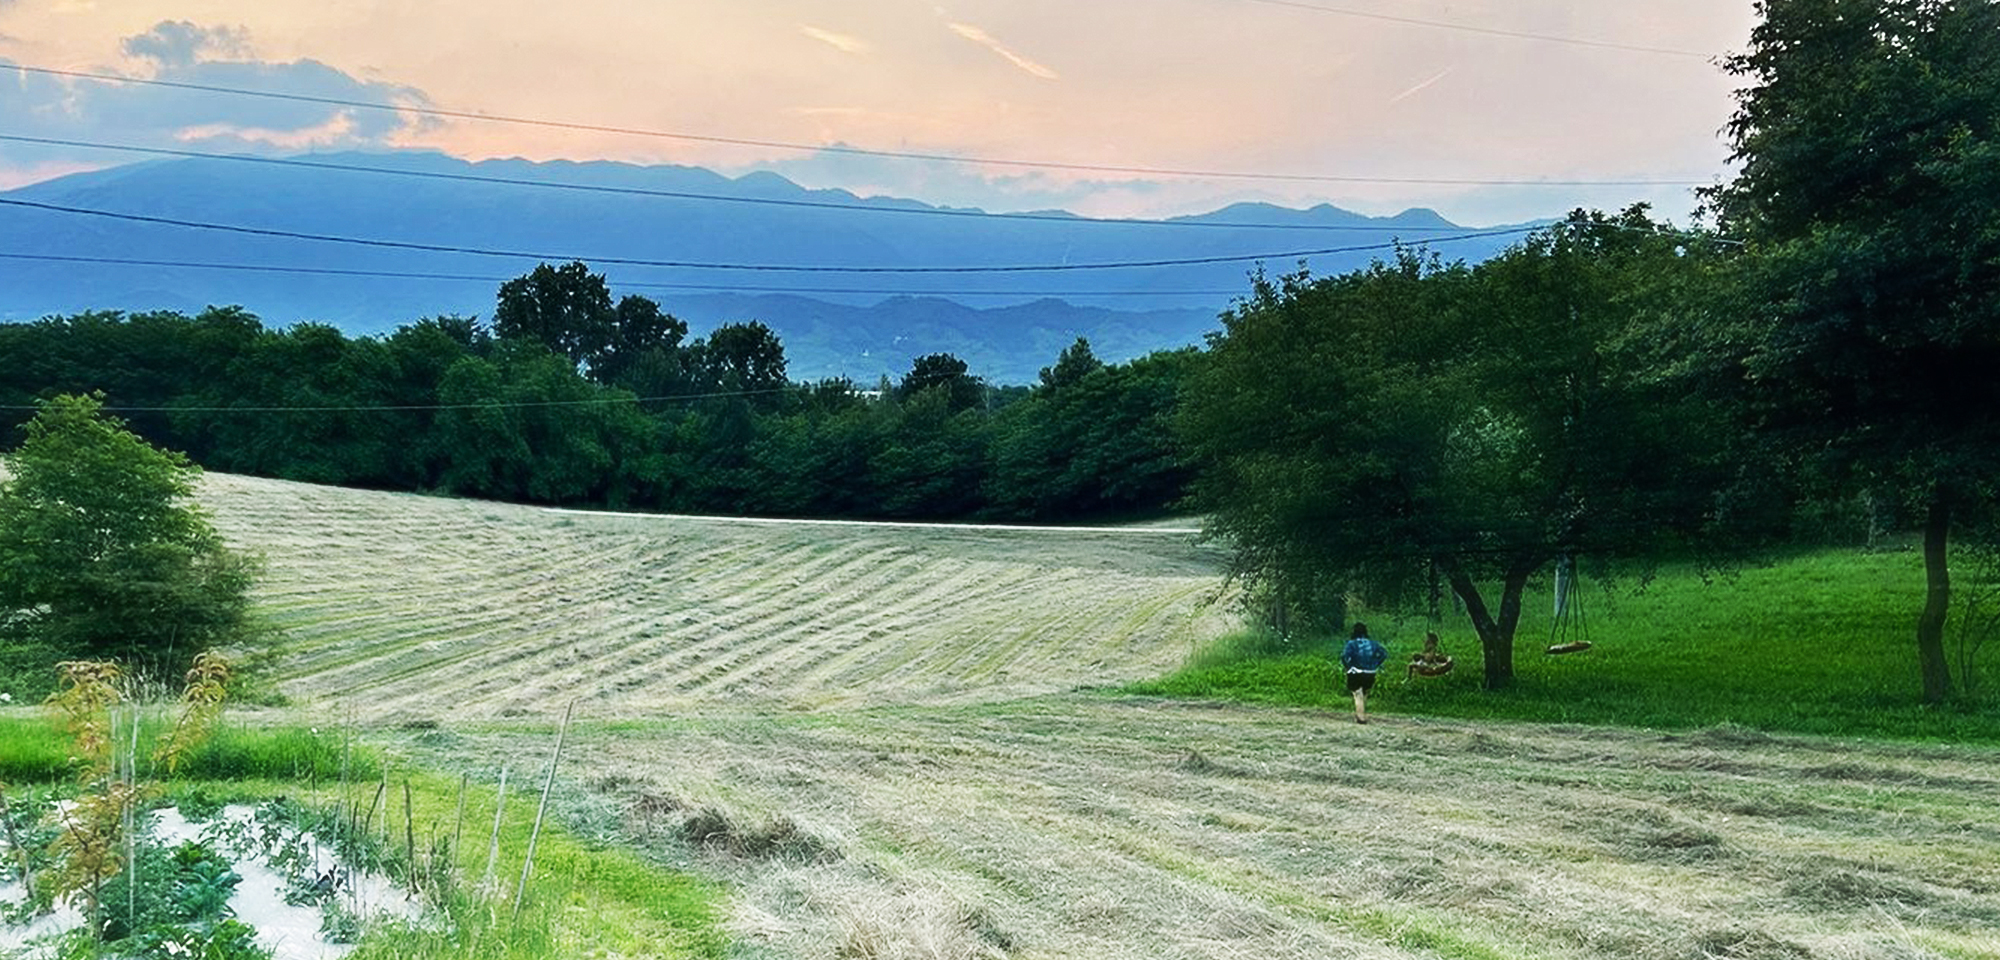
[1545,640,1593,655]
[1409,660,1455,677]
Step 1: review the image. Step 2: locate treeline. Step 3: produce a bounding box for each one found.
[0,265,1195,521]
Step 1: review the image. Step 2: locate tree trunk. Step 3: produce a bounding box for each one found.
[1917,490,1955,704]
[1441,555,1543,690]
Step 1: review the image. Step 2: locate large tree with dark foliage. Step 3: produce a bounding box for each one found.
[1705,0,2000,702]
[493,261,615,370]
[897,353,985,412]
[1182,212,1734,688]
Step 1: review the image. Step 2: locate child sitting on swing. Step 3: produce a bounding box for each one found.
[1408,631,1454,678]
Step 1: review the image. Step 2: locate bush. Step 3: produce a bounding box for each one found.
[0,394,261,683]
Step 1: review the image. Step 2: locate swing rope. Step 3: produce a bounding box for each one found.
[1547,554,1592,655]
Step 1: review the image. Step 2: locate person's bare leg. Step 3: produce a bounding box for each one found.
[1352,688,1368,723]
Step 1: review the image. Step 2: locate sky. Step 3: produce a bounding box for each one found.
[0,0,1760,226]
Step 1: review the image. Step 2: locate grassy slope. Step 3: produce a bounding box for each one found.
[181,473,1236,722]
[1134,547,2000,742]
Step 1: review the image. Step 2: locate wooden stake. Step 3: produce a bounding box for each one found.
[452,772,469,888]
[403,780,417,895]
[363,779,385,843]
[480,764,510,895]
[513,700,574,921]
[124,704,139,932]
[0,788,35,903]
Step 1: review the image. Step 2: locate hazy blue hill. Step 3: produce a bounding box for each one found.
[667,293,1221,383]
[0,150,1545,382]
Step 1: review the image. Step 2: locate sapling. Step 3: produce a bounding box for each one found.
[35,656,237,947]
[43,660,128,941]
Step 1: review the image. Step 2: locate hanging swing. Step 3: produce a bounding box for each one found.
[1545,554,1593,655]
[1408,560,1456,678]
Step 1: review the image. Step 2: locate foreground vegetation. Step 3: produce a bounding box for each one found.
[1136,545,2000,742]
[0,716,725,959]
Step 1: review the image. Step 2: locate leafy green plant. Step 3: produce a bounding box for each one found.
[154,653,231,777]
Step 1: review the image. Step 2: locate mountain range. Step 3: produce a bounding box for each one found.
[0,151,1545,383]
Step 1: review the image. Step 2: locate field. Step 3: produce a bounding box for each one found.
[61,473,2000,958]
[196,473,1236,720]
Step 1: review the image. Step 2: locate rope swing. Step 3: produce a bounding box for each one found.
[1409,560,1456,678]
[1546,554,1592,655]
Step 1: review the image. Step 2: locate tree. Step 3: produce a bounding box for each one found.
[1182,213,1733,688]
[493,261,615,370]
[593,294,689,387]
[430,342,659,504]
[869,387,988,517]
[693,321,789,398]
[0,394,258,680]
[989,348,1198,519]
[897,353,984,412]
[1038,337,1103,391]
[1705,0,2000,702]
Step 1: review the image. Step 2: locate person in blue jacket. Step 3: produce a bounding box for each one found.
[1339,621,1388,724]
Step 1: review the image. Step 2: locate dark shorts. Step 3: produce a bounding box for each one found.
[1345,670,1377,693]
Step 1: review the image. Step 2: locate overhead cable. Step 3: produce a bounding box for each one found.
[0,135,1575,229]
[0,386,797,414]
[2,63,1713,186]
[1236,0,1718,58]
[0,251,1244,297]
[0,196,1542,272]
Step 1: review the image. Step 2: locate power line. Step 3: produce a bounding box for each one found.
[0,196,1542,272]
[1,131,1711,193]
[2,62,1714,186]
[0,137,1456,232]
[0,251,1245,297]
[1236,0,1718,59]
[0,385,799,414]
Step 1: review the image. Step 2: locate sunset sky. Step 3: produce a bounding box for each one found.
[0,0,1759,225]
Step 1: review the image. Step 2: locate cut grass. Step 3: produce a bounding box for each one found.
[1132,546,2000,742]
[191,471,1236,720]
[433,697,2000,960]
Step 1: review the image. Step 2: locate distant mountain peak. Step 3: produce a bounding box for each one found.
[1169,201,1459,229]
[1384,207,1456,228]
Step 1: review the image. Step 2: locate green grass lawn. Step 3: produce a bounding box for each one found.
[1132,545,2000,742]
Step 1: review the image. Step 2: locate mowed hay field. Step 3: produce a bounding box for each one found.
[199,472,1236,719]
[199,474,2000,960]
[399,704,2000,960]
